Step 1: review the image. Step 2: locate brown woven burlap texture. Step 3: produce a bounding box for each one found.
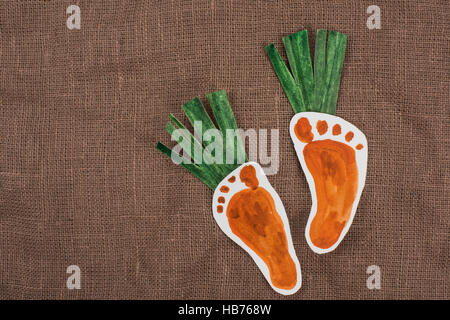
[0,0,448,300]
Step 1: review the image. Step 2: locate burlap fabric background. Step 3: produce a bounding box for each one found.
[0,0,448,299]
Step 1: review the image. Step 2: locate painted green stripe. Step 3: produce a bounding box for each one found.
[165,121,192,157]
[172,109,230,178]
[323,32,347,115]
[157,91,251,189]
[180,99,232,177]
[166,114,224,182]
[283,30,314,110]
[325,31,339,92]
[312,30,347,114]
[156,142,218,190]
[312,29,327,112]
[182,97,216,144]
[165,119,198,163]
[265,43,306,113]
[267,29,347,115]
[207,90,248,168]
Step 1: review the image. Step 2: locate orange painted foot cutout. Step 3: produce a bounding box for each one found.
[213,162,301,295]
[290,112,368,254]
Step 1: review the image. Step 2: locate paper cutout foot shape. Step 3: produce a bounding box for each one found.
[213,162,301,295]
[289,112,368,254]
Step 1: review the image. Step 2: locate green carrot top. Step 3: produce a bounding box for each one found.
[266,29,347,115]
[156,90,248,190]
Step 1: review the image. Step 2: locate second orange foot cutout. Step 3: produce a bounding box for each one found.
[290,112,368,254]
